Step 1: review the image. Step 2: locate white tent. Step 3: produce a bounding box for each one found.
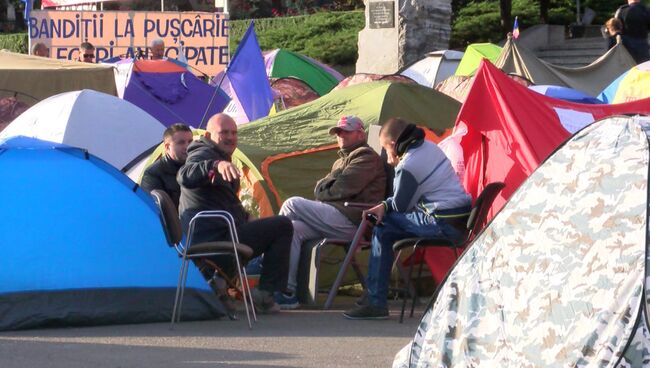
[1,89,165,171]
[399,50,464,88]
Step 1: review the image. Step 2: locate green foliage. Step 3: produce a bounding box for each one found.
[230,11,364,65]
[451,0,574,49]
[0,33,27,53]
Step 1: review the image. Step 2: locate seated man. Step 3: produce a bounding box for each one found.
[178,113,292,313]
[343,117,472,320]
[141,123,193,208]
[278,116,387,309]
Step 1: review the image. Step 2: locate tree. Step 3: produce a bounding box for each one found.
[500,0,512,34]
[540,0,549,23]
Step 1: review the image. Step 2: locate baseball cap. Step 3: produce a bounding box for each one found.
[328,115,365,135]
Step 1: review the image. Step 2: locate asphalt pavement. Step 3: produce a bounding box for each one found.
[0,298,424,368]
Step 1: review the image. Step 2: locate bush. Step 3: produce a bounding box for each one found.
[0,33,28,54]
[230,11,364,65]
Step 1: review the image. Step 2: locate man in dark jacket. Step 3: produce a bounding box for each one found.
[616,0,650,63]
[277,116,387,309]
[141,123,193,208]
[178,113,292,314]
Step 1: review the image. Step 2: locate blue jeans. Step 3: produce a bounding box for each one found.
[366,210,465,308]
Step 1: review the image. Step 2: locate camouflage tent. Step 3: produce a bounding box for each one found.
[394,115,650,367]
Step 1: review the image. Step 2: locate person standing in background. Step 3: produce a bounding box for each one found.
[615,0,650,63]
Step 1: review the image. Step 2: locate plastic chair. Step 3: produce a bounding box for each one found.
[392,182,505,323]
[150,189,257,329]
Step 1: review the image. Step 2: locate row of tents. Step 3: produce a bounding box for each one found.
[2,35,650,344]
[2,37,646,133]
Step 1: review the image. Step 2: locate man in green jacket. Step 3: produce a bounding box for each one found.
[277,115,387,309]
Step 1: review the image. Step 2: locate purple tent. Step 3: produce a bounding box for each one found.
[115,59,229,128]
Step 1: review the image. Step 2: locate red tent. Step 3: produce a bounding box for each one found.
[423,60,650,285]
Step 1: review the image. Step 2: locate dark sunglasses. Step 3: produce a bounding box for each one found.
[83,54,95,59]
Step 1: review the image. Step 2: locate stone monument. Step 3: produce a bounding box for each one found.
[356,0,452,74]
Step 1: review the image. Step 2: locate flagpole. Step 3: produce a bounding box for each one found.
[198,68,229,129]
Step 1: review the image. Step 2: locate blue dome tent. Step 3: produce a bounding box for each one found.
[0,137,224,330]
[529,85,603,104]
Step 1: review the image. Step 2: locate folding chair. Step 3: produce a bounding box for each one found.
[392,181,505,323]
[151,189,257,329]
[317,214,373,310]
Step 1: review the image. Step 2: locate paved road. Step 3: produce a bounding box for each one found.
[0,299,424,368]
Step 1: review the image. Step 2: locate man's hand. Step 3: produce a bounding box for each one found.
[363,203,386,225]
[214,160,241,182]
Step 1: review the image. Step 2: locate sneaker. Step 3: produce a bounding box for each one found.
[251,288,281,314]
[343,305,389,320]
[355,293,369,307]
[274,291,300,310]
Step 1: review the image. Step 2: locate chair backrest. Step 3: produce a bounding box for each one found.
[465,182,505,240]
[151,189,183,247]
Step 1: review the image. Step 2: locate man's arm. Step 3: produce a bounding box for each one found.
[314,149,383,202]
[177,151,214,189]
[383,167,419,213]
[314,168,341,196]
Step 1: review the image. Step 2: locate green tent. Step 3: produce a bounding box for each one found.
[455,43,502,76]
[266,49,343,96]
[238,80,461,209]
[239,80,460,296]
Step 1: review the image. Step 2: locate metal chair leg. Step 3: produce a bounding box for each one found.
[323,221,368,310]
[399,248,416,324]
[410,254,425,318]
[241,266,257,323]
[175,258,192,324]
[170,256,188,329]
[393,251,417,300]
[233,259,253,329]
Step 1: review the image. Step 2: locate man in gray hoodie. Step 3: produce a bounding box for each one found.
[343,117,472,320]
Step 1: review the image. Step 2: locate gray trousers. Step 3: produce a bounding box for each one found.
[279,196,358,291]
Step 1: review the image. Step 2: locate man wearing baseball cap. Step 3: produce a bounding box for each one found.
[277,115,387,309]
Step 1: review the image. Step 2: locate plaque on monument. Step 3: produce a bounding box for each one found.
[368,1,395,29]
